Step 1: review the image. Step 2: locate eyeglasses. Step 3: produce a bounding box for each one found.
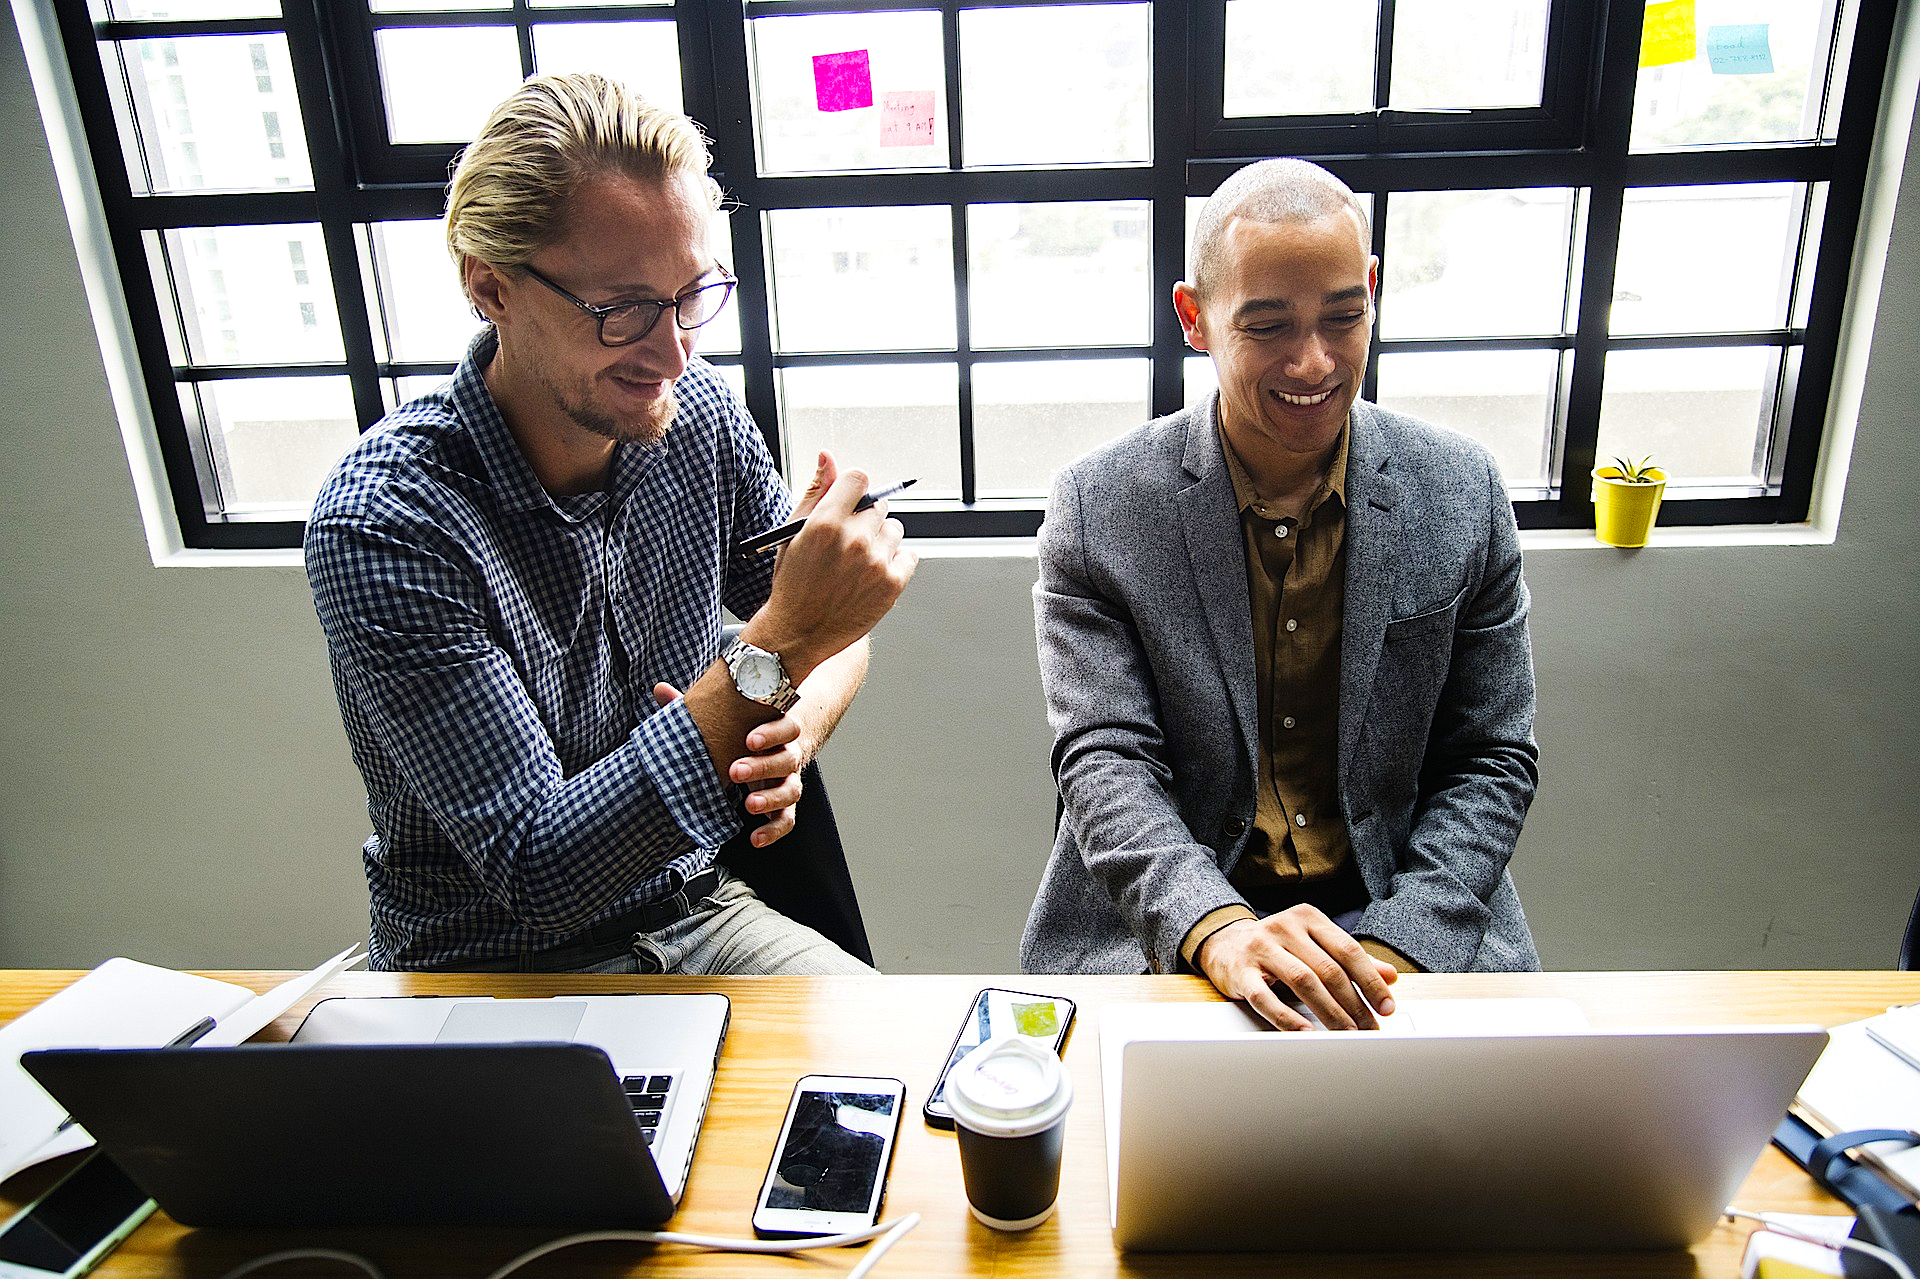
[520,263,737,347]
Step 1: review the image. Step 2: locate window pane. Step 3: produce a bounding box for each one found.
[765,207,955,352]
[108,0,277,17]
[532,0,670,7]
[778,364,960,495]
[371,0,507,10]
[1185,354,1217,408]
[1381,189,1577,339]
[968,202,1151,349]
[1631,0,1837,149]
[1375,350,1560,489]
[711,361,747,403]
[533,20,682,112]
[973,358,1149,495]
[104,36,311,193]
[161,225,343,365]
[960,4,1150,167]
[1389,0,1550,110]
[187,376,359,515]
[362,220,474,364]
[384,375,451,414]
[1224,0,1376,117]
[376,28,522,144]
[1611,183,1801,335]
[749,12,948,175]
[698,212,741,357]
[1597,346,1779,485]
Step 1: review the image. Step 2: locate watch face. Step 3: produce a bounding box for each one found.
[736,650,782,698]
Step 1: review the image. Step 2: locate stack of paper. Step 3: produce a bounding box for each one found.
[0,946,362,1185]
[1793,1003,1920,1199]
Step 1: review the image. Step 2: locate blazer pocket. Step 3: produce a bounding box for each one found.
[1382,584,1468,643]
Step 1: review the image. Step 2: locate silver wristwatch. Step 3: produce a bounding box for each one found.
[721,638,798,713]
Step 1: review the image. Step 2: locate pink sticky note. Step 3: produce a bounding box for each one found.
[813,49,873,113]
[879,90,937,148]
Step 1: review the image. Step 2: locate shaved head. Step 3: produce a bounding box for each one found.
[1190,158,1370,295]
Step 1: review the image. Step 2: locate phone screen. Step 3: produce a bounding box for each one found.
[925,988,1075,1122]
[764,1087,897,1214]
[0,1155,154,1279]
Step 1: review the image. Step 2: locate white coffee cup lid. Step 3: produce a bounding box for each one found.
[945,1034,1073,1138]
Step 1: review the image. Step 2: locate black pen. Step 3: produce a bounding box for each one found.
[735,479,918,555]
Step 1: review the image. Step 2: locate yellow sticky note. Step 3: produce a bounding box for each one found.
[1641,0,1698,67]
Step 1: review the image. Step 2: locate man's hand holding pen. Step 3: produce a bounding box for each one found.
[745,453,918,685]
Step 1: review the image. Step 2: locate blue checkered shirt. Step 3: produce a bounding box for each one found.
[305,329,791,969]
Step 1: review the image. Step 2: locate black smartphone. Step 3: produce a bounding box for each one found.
[922,987,1077,1129]
[0,1154,155,1279]
[751,1075,906,1239]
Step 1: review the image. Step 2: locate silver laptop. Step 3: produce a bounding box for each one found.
[1100,1000,1827,1252]
[293,993,728,1200]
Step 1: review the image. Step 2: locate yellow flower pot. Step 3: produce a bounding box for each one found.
[1591,466,1666,547]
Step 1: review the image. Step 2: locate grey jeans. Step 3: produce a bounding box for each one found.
[571,868,876,976]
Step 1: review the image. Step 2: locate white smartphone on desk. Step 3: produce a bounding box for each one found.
[0,1153,155,1279]
[752,1074,905,1239]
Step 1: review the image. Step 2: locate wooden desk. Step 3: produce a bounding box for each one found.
[5,970,1917,1278]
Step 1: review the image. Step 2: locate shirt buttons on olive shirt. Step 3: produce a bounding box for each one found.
[1275,524,1289,539]
[1295,813,1309,827]
[1285,618,1298,632]
[1282,716,1296,729]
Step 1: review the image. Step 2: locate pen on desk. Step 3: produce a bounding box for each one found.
[165,1016,217,1048]
[734,479,918,555]
[51,1016,219,1133]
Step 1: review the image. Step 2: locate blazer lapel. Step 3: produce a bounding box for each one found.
[1176,400,1259,767]
[1339,403,1403,782]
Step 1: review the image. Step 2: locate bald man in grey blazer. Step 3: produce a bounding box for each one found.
[1022,160,1540,1030]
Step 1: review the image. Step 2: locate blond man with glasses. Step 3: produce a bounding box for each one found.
[305,74,916,973]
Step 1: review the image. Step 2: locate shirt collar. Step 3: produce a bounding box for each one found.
[1215,408,1351,522]
[452,327,655,521]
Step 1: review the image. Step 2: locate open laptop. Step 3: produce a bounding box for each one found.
[290,993,729,1202]
[23,992,727,1229]
[1100,1000,1828,1252]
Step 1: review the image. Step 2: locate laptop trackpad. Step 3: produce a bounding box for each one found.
[436,999,589,1043]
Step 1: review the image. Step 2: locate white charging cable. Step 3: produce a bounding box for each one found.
[1725,1207,1916,1279]
[213,1212,923,1279]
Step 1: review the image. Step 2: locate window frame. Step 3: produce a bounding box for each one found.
[43,0,1905,550]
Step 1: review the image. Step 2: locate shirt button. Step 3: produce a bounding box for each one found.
[1274,524,1289,539]
[1295,813,1309,827]
[1285,618,1298,632]
[1282,716,1296,729]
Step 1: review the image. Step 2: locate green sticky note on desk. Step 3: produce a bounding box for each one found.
[1012,1001,1059,1037]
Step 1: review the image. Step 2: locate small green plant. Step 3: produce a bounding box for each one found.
[1607,455,1660,484]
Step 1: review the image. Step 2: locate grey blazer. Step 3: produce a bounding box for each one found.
[1021,398,1541,976]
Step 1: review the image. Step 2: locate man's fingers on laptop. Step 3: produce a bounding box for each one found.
[1260,909,1379,1030]
[1240,980,1314,1032]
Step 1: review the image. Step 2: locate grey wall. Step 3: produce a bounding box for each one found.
[3,4,1915,972]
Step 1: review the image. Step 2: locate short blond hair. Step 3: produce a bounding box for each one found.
[1190,158,1370,296]
[445,72,723,303]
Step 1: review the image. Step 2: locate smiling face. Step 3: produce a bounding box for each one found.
[475,169,715,452]
[1176,208,1378,483]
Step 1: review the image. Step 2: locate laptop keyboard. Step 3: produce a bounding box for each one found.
[620,1073,675,1146]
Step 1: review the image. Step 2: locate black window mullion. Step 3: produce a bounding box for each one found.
[697,0,783,465]
[944,4,975,505]
[1373,0,1396,109]
[1148,0,1188,420]
[283,0,384,438]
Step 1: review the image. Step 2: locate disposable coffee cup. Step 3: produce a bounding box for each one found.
[943,1033,1074,1231]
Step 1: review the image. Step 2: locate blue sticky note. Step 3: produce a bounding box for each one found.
[1706,24,1773,75]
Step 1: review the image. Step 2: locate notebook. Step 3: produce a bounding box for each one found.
[23,1041,676,1228]
[1099,1000,1828,1252]
[289,993,730,1200]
